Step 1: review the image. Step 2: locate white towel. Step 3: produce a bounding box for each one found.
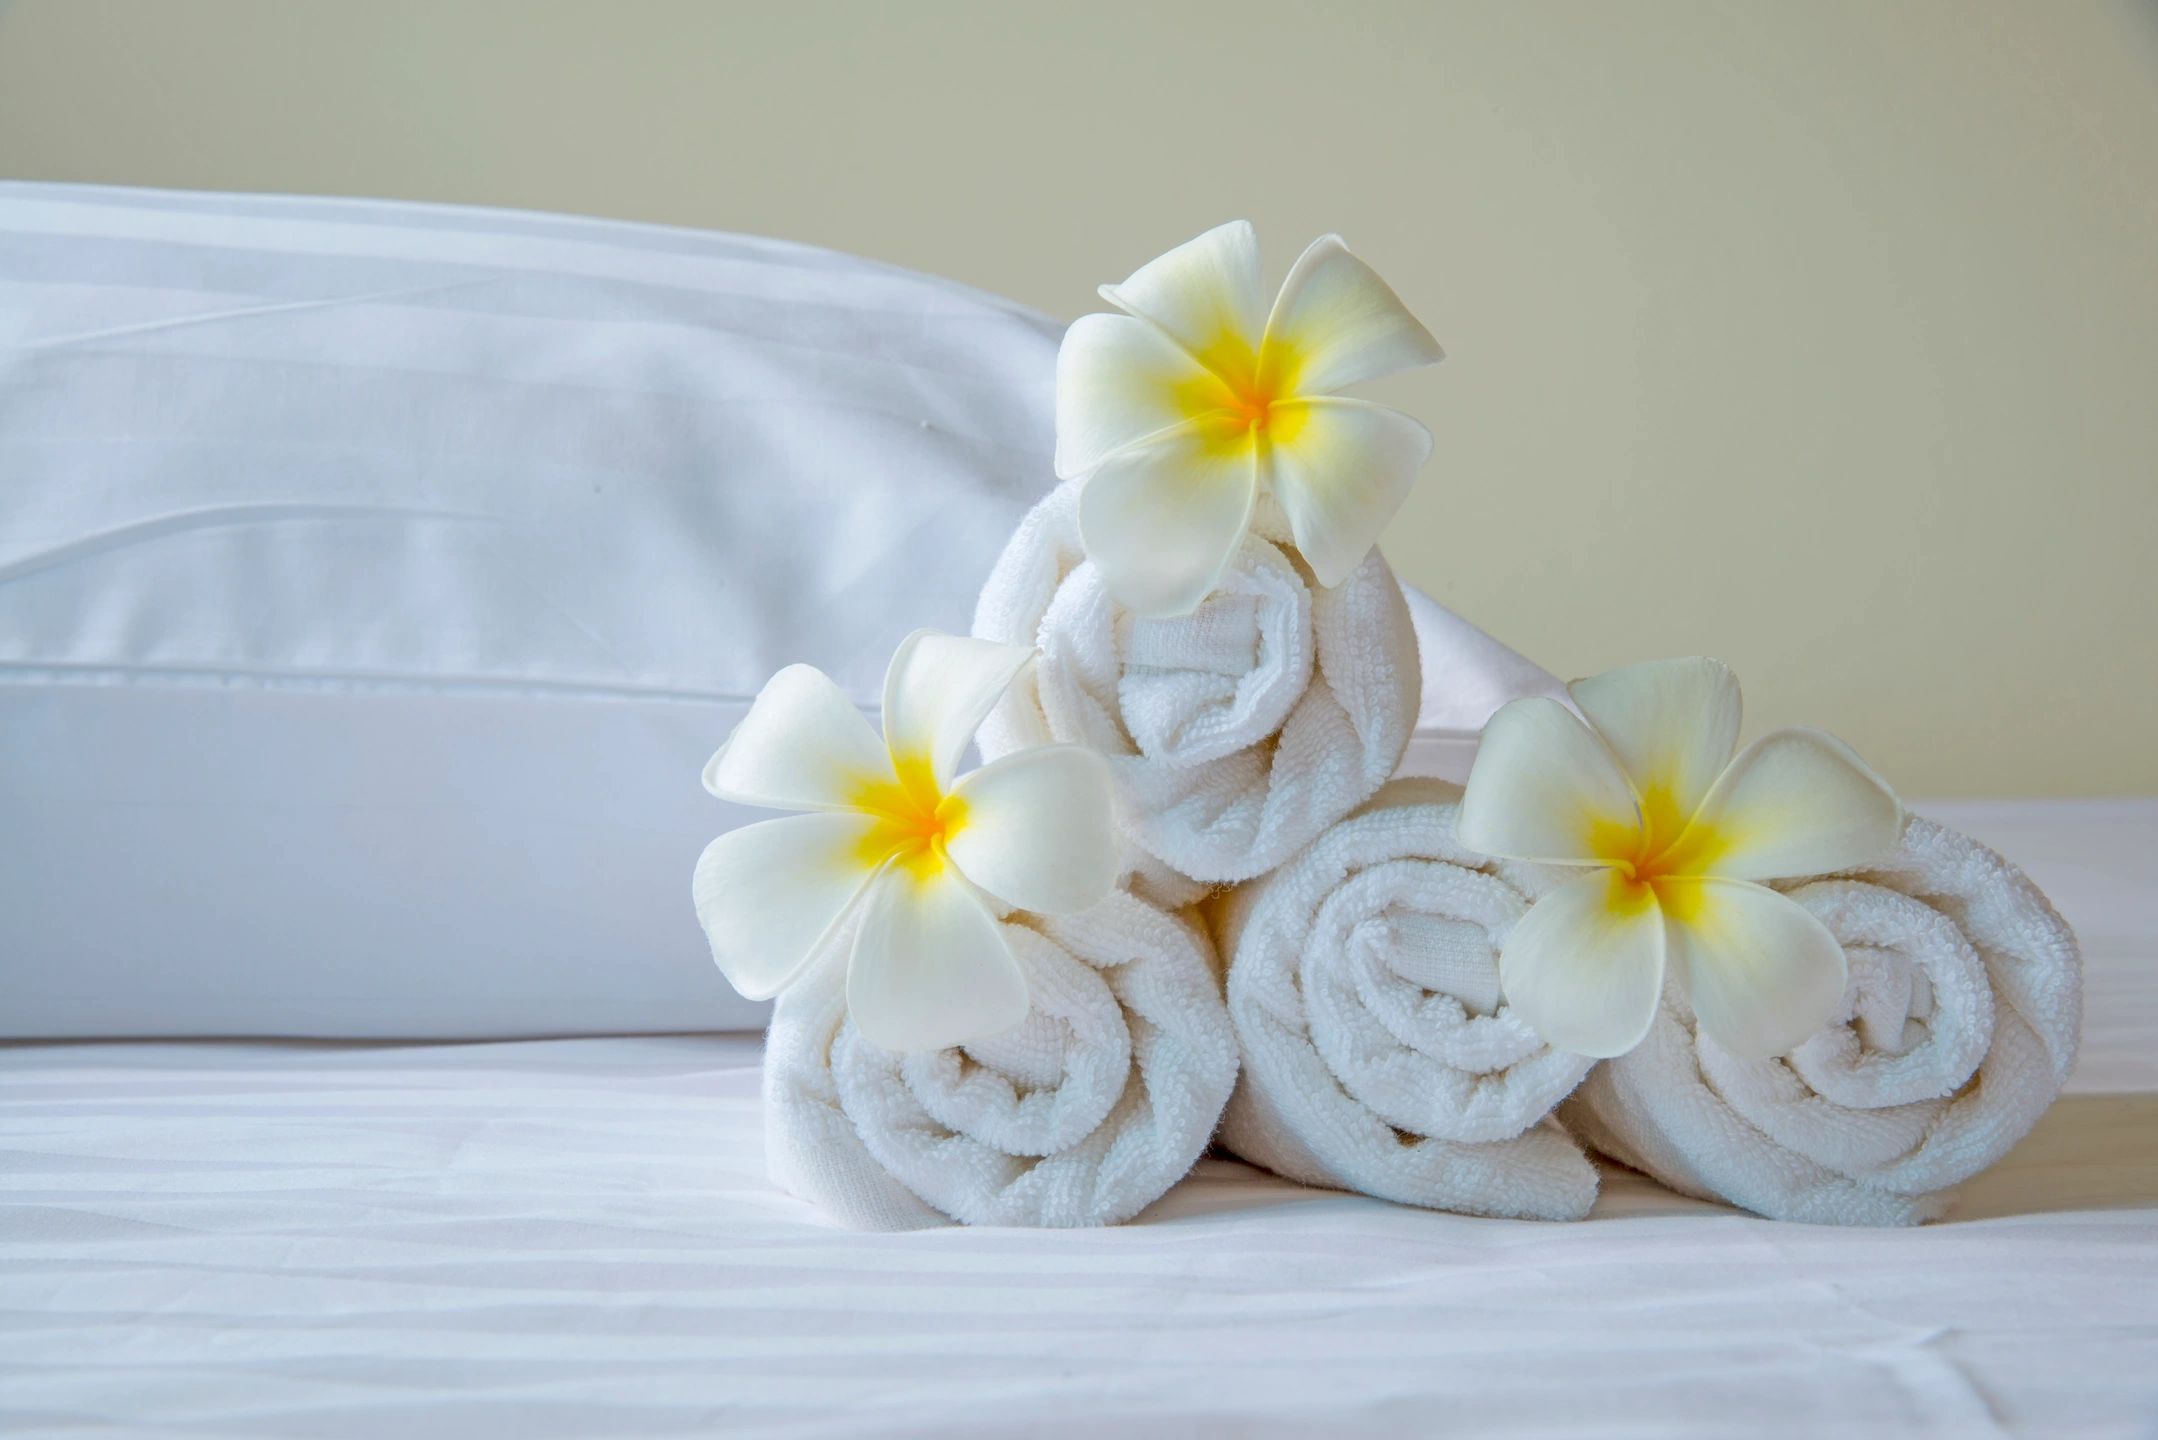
[1560,815,2082,1224]
[763,889,1239,1228]
[972,480,1419,884]
[1215,779,1601,1220]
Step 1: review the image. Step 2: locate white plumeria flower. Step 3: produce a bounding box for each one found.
[1457,657,1905,1062]
[693,630,1118,1052]
[1056,220,1444,617]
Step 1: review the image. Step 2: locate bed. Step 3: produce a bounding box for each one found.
[5,800,2154,1438]
[2,185,2153,1437]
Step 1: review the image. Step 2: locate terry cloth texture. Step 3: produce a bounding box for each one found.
[1560,815,2082,1224]
[764,889,1239,1228]
[972,481,1418,885]
[1217,779,1599,1221]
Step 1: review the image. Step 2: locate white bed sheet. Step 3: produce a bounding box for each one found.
[5,800,2155,1438]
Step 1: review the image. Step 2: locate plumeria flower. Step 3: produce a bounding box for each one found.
[693,630,1118,1052]
[1056,221,1444,617]
[1457,657,1904,1061]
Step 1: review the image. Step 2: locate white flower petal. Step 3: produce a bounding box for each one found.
[1260,234,1444,397]
[1264,396,1432,588]
[1055,312,1228,479]
[881,630,1034,788]
[1682,726,1905,881]
[1569,657,1742,842]
[1099,220,1267,381]
[1077,422,1259,617]
[704,663,890,811]
[946,745,1117,915]
[691,812,883,1000]
[1458,696,1640,865]
[846,865,1029,1052]
[1498,868,1667,1059]
[1662,877,1848,1060]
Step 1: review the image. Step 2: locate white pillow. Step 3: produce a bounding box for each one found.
[0,183,1058,1037]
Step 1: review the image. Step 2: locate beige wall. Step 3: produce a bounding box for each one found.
[4,0,2155,797]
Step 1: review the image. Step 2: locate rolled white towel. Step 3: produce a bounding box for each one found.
[763,889,1238,1228]
[1560,815,2082,1224]
[973,480,1419,884]
[1217,779,1600,1220]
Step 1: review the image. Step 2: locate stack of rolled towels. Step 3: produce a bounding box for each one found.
[764,477,2081,1229]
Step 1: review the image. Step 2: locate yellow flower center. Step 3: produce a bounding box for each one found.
[1587,780,1732,922]
[1173,330,1312,455]
[1232,384,1278,432]
[851,752,968,881]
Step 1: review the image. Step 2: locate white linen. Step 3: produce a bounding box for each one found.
[6,800,2156,1440]
[972,479,1420,883]
[0,182,1061,1038]
[1217,779,1599,1220]
[764,890,1238,1228]
[1562,814,2082,1225]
